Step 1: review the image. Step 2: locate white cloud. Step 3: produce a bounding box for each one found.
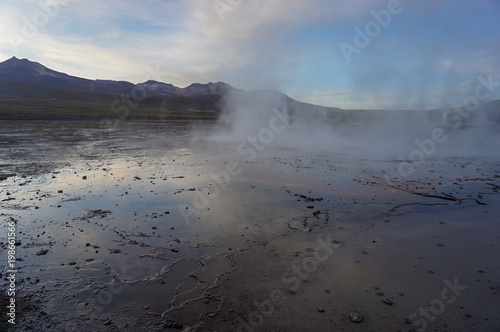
[0,0,499,109]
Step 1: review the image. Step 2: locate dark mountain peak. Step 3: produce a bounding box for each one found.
[1,56,42,69]
[181,81,233,96]
[137,80,179,95]
[139,80,177,88]
[0,56,69,82]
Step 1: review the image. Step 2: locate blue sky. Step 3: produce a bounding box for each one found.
[0,0,499,109]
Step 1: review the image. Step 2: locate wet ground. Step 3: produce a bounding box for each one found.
[0,120,499,331]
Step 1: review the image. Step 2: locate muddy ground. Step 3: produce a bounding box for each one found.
[0,120,499,331]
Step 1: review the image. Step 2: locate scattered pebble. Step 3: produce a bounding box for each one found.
[383,299,394,306]
[350,311,363,323]
[36,249,49,256]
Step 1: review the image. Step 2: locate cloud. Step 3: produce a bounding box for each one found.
[0,0,499,109]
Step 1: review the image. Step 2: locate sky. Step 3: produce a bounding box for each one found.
[0,0,499,110]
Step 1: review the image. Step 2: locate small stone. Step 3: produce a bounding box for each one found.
[68,261,76,265]
[383,299,394,306]
[36,249,49,256]
[306,205,314,209]
[350,311,363,323]
[318,308,325,313]
[82,176,87,180]
[58,190,63,193]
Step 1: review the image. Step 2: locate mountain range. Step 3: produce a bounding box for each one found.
[0,56,232,97]
[0,56,344,121]
[0,56,498,124]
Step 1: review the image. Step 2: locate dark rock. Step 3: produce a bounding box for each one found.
[164,320,183,329]
[350,311,363,323]
[36,249,49,256]
[383,299,394,306]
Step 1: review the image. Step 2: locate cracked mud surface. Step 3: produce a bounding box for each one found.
[0,120,499,331]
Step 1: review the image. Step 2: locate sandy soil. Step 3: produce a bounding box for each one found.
[0,120,499,331]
